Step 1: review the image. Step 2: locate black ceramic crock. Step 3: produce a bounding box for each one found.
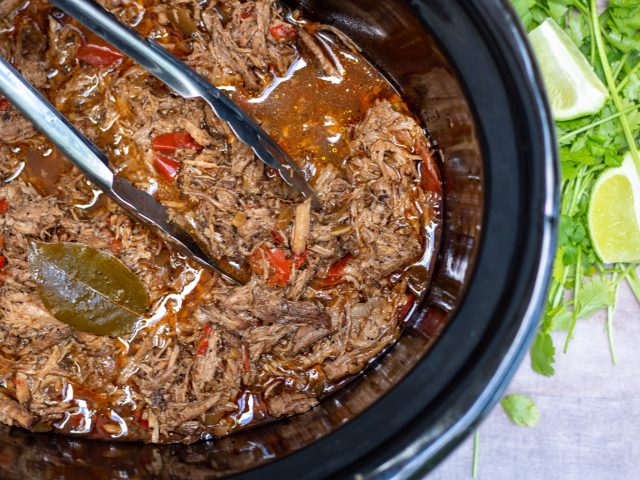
[0,0,558,478]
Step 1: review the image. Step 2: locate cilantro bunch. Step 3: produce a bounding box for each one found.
[512,0,640,375]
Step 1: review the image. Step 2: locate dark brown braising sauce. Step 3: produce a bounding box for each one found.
[0,1,441,442]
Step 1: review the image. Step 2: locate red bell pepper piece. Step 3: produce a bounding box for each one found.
[151,131,201,155]
[77,41,124,67]
[271,230,286,245]
[250,246,306,286]
[269,23,297,42]
[240,6,255,20]
[153,155,181,182]
[242,344,250,373]
[317,254,352,288]
[264,248,293,286]
[196,323,213,356]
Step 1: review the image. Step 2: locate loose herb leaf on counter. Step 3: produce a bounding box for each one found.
[500,394,540,428]
[28,241,149,337]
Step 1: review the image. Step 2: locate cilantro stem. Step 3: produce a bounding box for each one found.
[564,248,582,353]
[613,265,635,285]
[566,170,583,215]
[590,0,640,171]
[627,269,640,305]
[606,274,619,366]
[612,52,630,81]
[558,106,639,143]
[618,62,640,92]
[567,168,592,217]
[572,0,595,64]
[552,267,570,308]
[599,268,621,275]
[472,430,480,479]
[574,0,590,17]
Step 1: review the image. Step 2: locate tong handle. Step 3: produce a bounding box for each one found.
[0,57,114,190]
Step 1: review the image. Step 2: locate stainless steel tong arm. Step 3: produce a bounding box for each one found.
[0,60,113,190]
[0,57,247,285]
[50,0,320,209]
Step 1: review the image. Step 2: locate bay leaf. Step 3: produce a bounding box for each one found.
[28,241,149,337]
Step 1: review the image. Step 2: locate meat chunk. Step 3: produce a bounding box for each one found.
[194,0,297,90]
[290,325,330,354]
[343,100,430,279]
[18,325,75,357]
[255,294,330,327]
[0,0,25,18]
[165,394,222,428]
[191,328,221,386]
[0,113,37,144]
[14,372,30,404]
[0,393,35,429]
[299,28,341,78]
[267,391,318,417]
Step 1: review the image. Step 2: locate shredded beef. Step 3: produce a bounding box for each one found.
[254,291,330,327]
[0,0,439,444]
[0,393,35,429]
[0,0,24,17]
[0,113,37,145]
[267,392,318,418]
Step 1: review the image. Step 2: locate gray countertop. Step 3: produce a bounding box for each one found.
[431,282,640,479]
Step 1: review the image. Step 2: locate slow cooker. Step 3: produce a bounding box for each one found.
[0,0,558,478]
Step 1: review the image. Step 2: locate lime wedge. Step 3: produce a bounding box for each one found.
[529,18,608,121]
[589,154,640,264]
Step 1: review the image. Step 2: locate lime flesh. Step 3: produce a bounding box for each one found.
[589,154,640,264]
[529,18,608,121]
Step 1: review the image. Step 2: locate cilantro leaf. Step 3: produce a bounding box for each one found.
[548,2,569,23]
[531,330,556,376]
[500,394,540,427]
[512,0,534,29]
[576,276,617,319]
[553,276,616,331]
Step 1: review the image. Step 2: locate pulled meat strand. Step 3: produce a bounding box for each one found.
[291,199,311,255]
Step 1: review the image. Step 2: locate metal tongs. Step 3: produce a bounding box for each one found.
[0,0,320,285]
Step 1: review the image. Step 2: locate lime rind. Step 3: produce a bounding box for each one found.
[588,153,640,264]
[529,18,609,121]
